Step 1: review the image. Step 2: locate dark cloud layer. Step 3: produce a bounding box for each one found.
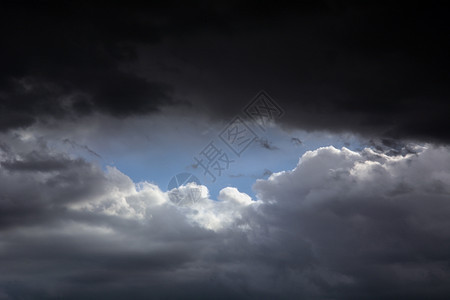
[147,1,448,142]
[0,2,175,130]
[1,1,449,142]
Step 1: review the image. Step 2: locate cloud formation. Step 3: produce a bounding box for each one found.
[1,2,448,142]
[1,138,449,299]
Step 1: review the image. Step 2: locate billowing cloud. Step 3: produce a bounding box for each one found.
[1,138,450,299]
[254,145,450,299]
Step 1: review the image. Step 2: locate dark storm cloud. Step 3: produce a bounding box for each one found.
[0,1,223,130]
[1,151,77,172]
[0,148,108,230]
[368,137,421,156]
[1,1,448,142]
[0,1,289,131]
[133,1,449,142]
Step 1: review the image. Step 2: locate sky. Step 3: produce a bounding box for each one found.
[0,1,449,299]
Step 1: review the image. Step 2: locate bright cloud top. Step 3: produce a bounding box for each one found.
[1,142,450,299]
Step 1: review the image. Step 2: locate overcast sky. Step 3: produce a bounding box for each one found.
[0,1,449,299]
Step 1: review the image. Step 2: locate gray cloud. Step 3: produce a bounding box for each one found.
[253,145,450,299]
[63,139,102,158]
[255,138,279,151]
[291,137,303,146]
[0,2,448,144]
[1,138,450,299]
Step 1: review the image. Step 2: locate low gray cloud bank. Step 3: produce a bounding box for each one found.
[1,141,449,299]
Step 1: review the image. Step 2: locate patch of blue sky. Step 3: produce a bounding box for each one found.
[52,113,365,200]
[100,123,365,199]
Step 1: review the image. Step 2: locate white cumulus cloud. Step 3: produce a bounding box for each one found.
[1,141,450,299]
